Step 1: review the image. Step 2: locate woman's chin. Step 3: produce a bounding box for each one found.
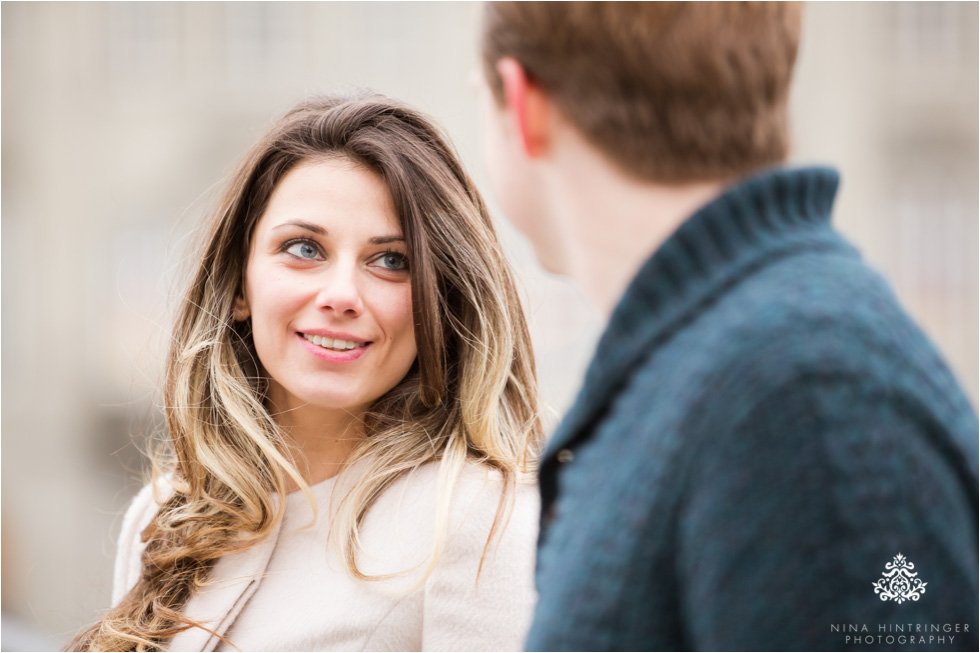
[292,393,374,416]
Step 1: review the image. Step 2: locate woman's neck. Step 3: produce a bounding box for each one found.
[267,397,367,491]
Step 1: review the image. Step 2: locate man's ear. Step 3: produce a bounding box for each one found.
[232,294,250,322]
[496,57,550,158]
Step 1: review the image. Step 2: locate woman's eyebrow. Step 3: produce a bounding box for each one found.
[270,221,403,245]
[369,235,405,245]
[272,220,326,235]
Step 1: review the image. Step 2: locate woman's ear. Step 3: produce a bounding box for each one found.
[232,294,250,321]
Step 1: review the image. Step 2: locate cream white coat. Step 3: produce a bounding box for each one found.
[112,462,539,652]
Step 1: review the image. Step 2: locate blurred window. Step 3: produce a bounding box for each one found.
[893,2,962,65]
[107,3,183,86]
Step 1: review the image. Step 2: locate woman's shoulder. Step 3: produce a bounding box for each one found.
[112,476,175,605]
[354,459,539,573]
[376,459,538,528]
[384,458,536,491]
[397,462,539,651]
[119,476,172,534]
[130,474,175,510]
[122,475,176,531]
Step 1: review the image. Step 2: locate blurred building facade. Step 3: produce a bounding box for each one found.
[1,2,976,648]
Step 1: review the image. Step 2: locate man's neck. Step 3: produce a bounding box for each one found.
[544,136,726,317]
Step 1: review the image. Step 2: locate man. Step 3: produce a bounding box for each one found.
[478,3,978,651]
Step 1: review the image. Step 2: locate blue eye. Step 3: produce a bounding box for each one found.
[285,241,322,260]
[375,251,410,272]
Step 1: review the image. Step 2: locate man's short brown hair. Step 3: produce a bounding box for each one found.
[481,2,803,183]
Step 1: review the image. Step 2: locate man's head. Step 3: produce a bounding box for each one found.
[480,2,803,184]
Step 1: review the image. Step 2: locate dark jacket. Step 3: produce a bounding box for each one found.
[526,167,979,652]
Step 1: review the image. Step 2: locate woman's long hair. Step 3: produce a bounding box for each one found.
[70,92,542,652]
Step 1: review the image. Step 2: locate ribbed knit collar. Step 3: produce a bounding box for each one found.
[546,166,844,457]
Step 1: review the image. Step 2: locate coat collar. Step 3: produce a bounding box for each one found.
[168,496,285,652]
[544,166,844,459]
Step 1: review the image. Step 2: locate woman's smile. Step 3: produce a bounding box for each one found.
[297,332,372,362]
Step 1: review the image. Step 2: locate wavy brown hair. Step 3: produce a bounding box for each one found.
[69,92,542,651]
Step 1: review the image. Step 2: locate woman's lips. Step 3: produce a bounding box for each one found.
[297,332,371,363]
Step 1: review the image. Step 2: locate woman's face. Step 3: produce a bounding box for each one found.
[236,158,418,417]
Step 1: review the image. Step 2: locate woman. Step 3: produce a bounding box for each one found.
[70,92,543,652]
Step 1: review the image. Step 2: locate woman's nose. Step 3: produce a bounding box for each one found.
[314,265,364,317]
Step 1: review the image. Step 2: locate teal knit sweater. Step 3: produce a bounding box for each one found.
[526,167,978,652]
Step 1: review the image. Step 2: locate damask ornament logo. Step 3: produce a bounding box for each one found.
[873,553,927,603]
